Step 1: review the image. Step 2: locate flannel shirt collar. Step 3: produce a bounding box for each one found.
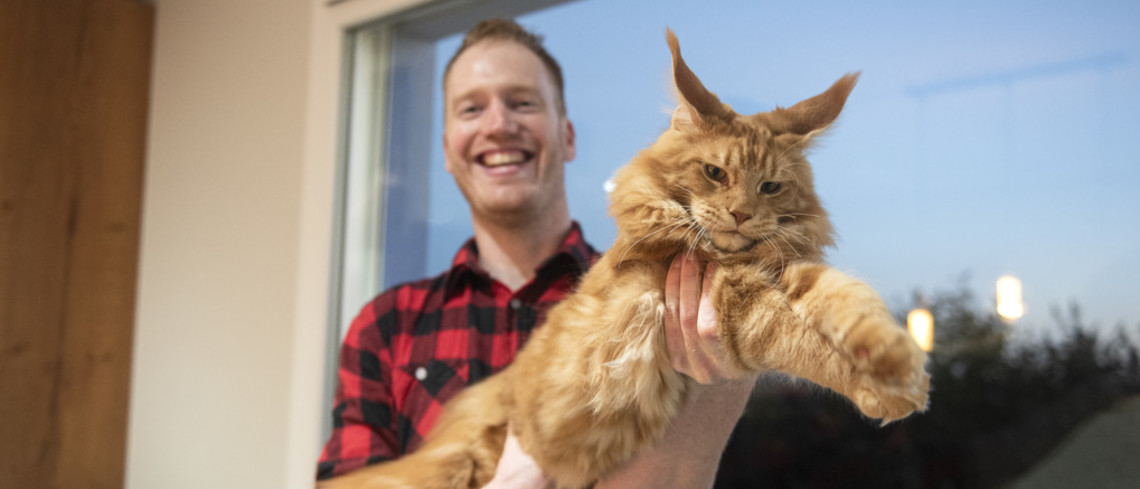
[448,222,595,286]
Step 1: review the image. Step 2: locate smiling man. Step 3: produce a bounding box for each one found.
[317,19,754,489]
[440,27,576,291]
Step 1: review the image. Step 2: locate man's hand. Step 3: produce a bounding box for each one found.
[663,254,750,384]
[482,430,552,489]
[486,255,757,489]
[595,255,756,488]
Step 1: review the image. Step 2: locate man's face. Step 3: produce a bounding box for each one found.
[442,40,575,222]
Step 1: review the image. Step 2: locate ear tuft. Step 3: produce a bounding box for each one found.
[666,28,733,130]
[769,72,860,137]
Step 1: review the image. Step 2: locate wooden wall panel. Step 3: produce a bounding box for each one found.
[0,1,154,488]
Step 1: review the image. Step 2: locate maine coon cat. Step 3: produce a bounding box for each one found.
[320,29,930,489]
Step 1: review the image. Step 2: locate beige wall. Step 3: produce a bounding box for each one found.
[127,1,426,488]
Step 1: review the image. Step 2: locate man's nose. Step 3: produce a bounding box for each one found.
[484,100,518,134]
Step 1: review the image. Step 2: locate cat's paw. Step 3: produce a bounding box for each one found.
[850,370,930,424]
[840,312,930,422]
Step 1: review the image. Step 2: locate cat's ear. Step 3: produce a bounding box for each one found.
[666,28,733,131]
[768,73,860,139]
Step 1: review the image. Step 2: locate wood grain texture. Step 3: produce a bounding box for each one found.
[0,1,154,487]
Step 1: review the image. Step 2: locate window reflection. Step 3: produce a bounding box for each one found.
[410,1,1140,487]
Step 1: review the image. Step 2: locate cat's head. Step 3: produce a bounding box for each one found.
[610,29,857,265]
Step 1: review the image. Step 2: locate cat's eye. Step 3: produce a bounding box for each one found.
[759,181,783,195]
[703,164,727,183]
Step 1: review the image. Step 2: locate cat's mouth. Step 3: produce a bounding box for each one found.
[707,230,763,253]
[477,150,533,168]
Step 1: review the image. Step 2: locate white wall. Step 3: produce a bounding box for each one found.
[126,1,426,488]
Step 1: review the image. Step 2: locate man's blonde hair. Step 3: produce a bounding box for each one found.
[443,18,567,115]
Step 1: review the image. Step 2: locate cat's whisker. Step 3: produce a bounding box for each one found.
[672,184,695,196]
[777,232,810,267]
[790,229,813,249]
[775,227,811,247]
[618,227,672,267]
[617,218,696,267]
[763,236,789,278]
[783,161,809,182]
[620,215,697,264]
[686,225,707,258]
[670,220,700,251]
[775,141,811,162]
[774,164,805,189]
[773,230,802,261]
[667,212,700,248]
[684,231,699,258]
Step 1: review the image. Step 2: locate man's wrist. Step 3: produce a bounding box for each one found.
[686,375,756,407]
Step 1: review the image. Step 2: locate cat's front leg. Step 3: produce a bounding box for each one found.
[779,262,930,423]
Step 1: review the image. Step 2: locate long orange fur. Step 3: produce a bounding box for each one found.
[320,29,930,489]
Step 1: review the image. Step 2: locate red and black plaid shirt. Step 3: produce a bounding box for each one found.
[317,223,598,480]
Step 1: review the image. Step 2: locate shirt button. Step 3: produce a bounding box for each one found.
[509,298,522,310]
[414,367,428,381]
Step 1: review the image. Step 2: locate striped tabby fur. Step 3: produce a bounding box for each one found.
[321,29,929,489]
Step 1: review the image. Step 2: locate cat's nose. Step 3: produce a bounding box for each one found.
[730,211,752,227]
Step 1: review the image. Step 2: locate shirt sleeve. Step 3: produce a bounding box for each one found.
[316,292,400,480]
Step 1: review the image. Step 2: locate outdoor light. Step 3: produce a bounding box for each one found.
[907,308,934,352]
[996,275,1025,321]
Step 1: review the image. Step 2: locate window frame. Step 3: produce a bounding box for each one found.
[322,0,574,443]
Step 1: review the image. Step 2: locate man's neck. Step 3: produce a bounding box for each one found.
[470,209,572,292]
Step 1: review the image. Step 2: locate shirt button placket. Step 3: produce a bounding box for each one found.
[508,298,522,331]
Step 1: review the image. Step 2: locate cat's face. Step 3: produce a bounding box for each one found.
[609,30,856,264]
[665,124,823,255]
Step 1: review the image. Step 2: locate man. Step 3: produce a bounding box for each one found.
[317,19,755,488]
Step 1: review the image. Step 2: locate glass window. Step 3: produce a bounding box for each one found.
[343,0,1140,486]
[325,0,572,441]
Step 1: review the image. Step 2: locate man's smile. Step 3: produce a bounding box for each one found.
[478,149,533,167]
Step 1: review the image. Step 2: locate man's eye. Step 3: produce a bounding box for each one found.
[704,164,727,183]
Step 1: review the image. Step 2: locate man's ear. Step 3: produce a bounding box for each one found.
[562,118,576,163]
[442,130,456,175]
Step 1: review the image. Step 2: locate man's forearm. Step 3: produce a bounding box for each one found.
[594,378,755,489]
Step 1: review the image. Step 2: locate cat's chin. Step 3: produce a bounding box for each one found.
[707,231,761,254]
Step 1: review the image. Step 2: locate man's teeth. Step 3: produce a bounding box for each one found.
[483,152,525,167]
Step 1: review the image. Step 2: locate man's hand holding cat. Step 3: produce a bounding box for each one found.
[664,254,753,384]
[482,429,553,489]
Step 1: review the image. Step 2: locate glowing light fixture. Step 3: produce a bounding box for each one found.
[996,275,1025,321]
[907,308,934,352]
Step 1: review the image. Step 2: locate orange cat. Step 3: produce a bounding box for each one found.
[320,29,929,489]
